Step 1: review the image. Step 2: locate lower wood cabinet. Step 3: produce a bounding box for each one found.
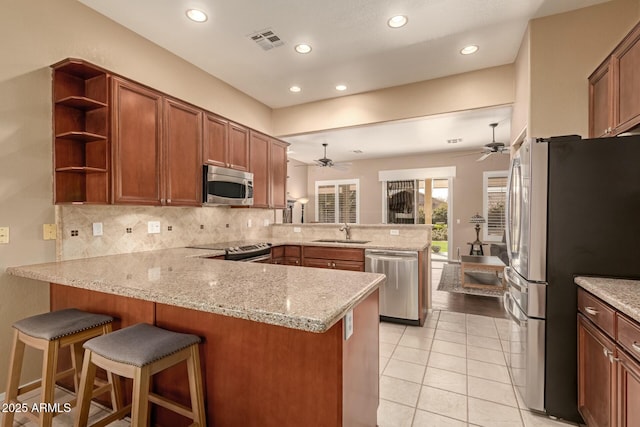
[578,288,640,427]
[302,246,364,272]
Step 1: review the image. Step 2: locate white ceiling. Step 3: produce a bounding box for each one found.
[78,0,609,109]
[77,0,608,162]
[283,105,513,164]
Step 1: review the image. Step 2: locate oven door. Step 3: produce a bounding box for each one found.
[504,285,546,413]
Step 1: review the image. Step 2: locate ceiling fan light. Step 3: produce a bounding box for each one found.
[185,9,208,23]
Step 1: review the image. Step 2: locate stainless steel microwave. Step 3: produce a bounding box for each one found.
[202,165,253,206]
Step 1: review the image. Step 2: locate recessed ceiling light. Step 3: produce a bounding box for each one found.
[289,86,301,93]
[294,44,312,54]
[185,9,208,23]
[460,45,479,55]
[387,15,408,28]
[335,84,347,91]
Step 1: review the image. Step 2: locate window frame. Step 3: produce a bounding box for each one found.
[483,170,508,242]
[314,179,360,224]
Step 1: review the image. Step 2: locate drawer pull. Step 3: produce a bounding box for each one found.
[632,342,640,353]
[584,307,599,316]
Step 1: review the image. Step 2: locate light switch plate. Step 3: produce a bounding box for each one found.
[390,229,400,236]
[247,219,252,228]
[293,227,301,233]
[344,309,354,340]
[43,224,56,240]
[92,222,103,236]
[263,219,270,226]
[0,227,9,244]
[147,221,161,234]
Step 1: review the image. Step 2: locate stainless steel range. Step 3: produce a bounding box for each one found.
[188,242,272,262]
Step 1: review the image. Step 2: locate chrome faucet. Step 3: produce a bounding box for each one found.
[339,223,351,240]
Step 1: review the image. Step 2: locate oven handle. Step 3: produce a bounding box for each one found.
[240,253,272,262]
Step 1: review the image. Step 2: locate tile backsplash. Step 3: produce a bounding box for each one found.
[56,205,274,260]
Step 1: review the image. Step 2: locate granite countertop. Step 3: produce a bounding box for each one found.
[239,238,429,252]
[575,276,640,323]
[7,248,385,334]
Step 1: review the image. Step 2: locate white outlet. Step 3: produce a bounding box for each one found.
[92,222,103,236]
[147,267,161,281]
[147,221,161,234]
[247,219,252,228]
[457,219,460,224]
[344,309,354,340]
[263,219,270,226]
[390,229,399,236]
[0,227,9,244]
[293,227,301,233]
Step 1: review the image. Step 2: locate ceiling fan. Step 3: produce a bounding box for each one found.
[311,143,351,170]
[476,123,509,161]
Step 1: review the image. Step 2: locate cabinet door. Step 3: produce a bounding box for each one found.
[112,77,163,205]
[332,260,365,272]
[589,62,613,138]
[270,139,288,209]
[615,26,640,133]
[618,350,640,427]
[578,314,616,427]
[203,113,228,167]
[249,131,270,208]
[228,123,249,171]
[302,258,335,269]
[164,98,202,206]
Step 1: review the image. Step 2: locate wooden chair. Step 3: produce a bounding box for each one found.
[2,309,115,427]
[74,323,206,427]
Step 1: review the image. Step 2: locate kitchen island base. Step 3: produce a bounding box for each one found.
[50,283,379,426]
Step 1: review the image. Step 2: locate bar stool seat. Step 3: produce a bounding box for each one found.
[74,323,206,427]
[2,309,114,427]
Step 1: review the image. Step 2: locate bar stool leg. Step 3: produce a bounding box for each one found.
[187,345,206,426]
[2,330,25,427]
[131,366,151,427]
[40,340,60,426]
[73,350,97,427]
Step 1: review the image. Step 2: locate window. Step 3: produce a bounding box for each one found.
[315,179,359,223]
[483,171,508,241]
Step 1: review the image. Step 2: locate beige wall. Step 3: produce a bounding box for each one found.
[528,0,640,138]
[302,150,510,260]
[286,159,309,223]
[272,65,515,136]
[0,0,272,391]
[511,26,531,143]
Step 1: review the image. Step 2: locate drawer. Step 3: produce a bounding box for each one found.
[617,314,640,361]
[284,245,301,257]
[271,246,284,257]
[578,288,616,338]
[303,246,364,262]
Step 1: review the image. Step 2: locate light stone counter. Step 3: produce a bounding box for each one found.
[575,276,640,323]
[7,248,385,333]
[267,238,430,251]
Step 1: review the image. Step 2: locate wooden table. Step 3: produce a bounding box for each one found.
[460,255,506,290]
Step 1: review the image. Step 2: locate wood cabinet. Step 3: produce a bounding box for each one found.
[272,245,301,266]
[163,98,202,206]
[302,246,365,272]
[111,77,163,205]
[203,113,249,172]
[112,79,202,206]
[249,131,288,209]
[578,288,640,427]
[589,21,640,137]
[52,59,109,204]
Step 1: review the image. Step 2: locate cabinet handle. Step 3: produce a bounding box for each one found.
[584,307,599,316]
[632,342,640,353]
[167,199,171,204]
[332,262,336,268]
[295,260,299,265]
[160,198,165,204]
[327,262,331,267]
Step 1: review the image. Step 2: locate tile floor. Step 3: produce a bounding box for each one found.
[378,310,578,427]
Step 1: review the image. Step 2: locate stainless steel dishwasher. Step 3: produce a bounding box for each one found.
[365,249,419,324]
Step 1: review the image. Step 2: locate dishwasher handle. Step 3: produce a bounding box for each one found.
[365,250,418,260]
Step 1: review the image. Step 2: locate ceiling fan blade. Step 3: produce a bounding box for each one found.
[477,152,492,162]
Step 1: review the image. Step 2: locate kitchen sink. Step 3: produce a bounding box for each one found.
[312,239,370,244]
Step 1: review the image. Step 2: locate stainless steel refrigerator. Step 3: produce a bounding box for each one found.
[503,134,640,423]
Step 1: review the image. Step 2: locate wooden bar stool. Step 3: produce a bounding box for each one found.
[74,323,206,427]
[2,308,115,427]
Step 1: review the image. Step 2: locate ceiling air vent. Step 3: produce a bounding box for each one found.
[249,29,285,51]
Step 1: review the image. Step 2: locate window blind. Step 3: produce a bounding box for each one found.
[486,175,507,238]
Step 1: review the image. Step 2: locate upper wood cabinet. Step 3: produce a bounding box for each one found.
[249,131,288,209]
[163,98,202,207]
[111,77,163,205]
[203,113,249,172]
[589,21,640,137]
[52,59,110,204]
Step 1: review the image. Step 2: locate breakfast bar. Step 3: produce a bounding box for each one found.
[7,248,384,426]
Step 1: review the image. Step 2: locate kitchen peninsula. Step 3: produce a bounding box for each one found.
[7,248,384,426]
